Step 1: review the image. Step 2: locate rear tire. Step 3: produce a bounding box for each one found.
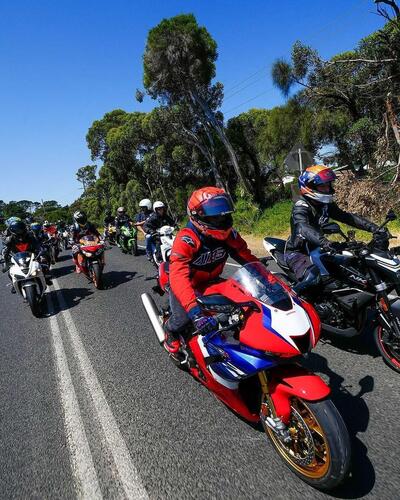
[91,262,103,290]
[374,325,400,373]
[25,286,42,317]
[262,397,351,490]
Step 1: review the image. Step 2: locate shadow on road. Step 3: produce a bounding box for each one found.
[46,287,94,315]
[55,254,71,263]
[51,264,75,279]
[304,353,375,498]
[103,270,137,289]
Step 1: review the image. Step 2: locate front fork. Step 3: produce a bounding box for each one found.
[370,269,400,339]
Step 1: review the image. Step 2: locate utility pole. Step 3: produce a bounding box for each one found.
[298,148,304,174]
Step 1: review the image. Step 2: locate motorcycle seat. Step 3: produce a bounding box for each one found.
[264,237,286,254]
[275,251,290,270]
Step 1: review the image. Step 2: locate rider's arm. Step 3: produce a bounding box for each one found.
[330,203,379,233]
[143,214,157,234]
[293,201,326,247]
[226,230,259,264]
[169,229,201,315]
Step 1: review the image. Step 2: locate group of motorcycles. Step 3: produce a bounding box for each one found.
[142,209,400,491]
[3,209,400,492]
[105,221,176,268]
[1,223,108,315]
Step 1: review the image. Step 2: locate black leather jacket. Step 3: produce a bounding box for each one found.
[287,197,379,252]
[115,214,132,229]
[3,233,40,261]
[143,212,175,234]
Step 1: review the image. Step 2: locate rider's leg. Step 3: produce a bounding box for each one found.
[285,251,321,293]
[145,234,153,260]
[164,291,191,353]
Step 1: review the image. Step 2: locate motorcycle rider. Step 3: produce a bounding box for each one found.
[103,210,115,239]
[143,201,174,261]
[2,220,47,291]
[164,187,259,353]
[285,165,388,291]
[71,210,101,273]
[134,199,152,254]
[115,207,132,246]
[30,222,52,283]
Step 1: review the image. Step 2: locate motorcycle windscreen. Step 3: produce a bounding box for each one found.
[231,262,292,311]
[80,235,99,245]
[13,251,32,268]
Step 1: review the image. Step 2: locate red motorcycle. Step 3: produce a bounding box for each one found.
[142,262,351,490]
[76,235,105,289]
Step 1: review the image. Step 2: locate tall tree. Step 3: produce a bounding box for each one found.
[76,165,97,193]
[142,14,253,197]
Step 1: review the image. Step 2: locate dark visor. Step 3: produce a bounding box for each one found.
[199,195,234,216]
[314,169,336,185]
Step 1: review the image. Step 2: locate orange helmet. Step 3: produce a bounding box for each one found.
[187,187,234,240]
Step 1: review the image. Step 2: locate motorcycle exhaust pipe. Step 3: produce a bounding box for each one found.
[141,293,165,343]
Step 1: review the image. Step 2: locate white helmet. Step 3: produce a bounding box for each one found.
[139,198,152,210]
[117,206,125,214]
[153,201,165,211]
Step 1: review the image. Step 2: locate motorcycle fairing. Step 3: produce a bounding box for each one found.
[269,365,331,423]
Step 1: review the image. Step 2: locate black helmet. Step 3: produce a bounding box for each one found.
[73,210,87,226]
[9,220,27,237]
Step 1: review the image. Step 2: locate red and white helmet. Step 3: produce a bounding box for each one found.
[187,187,234,240]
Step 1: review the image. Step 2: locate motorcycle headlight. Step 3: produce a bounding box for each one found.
[18,257,30,267]
[82,250,92,257]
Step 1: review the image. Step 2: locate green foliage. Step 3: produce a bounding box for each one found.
[143,14,217,101]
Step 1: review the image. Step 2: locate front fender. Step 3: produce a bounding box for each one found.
[269,365,330,423]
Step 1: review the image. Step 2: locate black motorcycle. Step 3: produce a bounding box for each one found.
[263,210,400,373]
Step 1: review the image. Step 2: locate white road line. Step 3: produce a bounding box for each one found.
[47,296,102,500]
[52,278,149,500]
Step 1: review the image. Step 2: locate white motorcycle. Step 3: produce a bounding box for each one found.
[7,251,47,317]
[150,225,176,267]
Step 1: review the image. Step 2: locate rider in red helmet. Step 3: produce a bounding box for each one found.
[164,186,259,353]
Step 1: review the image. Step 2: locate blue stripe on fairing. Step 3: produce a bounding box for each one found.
[261,304,292,346]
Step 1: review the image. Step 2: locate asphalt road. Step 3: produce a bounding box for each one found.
[0,245,399,499]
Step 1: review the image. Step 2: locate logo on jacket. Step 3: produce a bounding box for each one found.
[192,247,226,266]
[181,235,195,247]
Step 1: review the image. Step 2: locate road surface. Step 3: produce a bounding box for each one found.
[0,245,398,499]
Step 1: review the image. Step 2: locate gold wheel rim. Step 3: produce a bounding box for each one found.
[262,398,331,479]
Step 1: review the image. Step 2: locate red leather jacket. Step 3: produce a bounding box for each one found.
[169,222,258,315]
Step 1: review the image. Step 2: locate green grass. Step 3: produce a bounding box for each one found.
[233,200,292,237]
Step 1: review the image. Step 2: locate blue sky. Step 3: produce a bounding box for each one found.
[0,0,385,205]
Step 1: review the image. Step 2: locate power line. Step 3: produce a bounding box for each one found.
[222,0,371,115]
[222,0,368,102]
[224,87,276,115]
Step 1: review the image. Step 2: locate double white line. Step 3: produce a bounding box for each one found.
[48,278,148,499]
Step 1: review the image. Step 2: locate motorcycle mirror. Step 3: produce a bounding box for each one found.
[386,209,397,222]
[347,230,356,240]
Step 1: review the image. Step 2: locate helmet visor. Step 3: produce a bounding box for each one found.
[314,169,336,185]
[198,194,234,217]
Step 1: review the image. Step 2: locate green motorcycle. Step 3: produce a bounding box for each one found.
[118,224,138,255]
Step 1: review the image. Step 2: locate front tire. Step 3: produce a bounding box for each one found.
[25,286,42,317]
[261,397,351,490]
[91,262,103,290]
[374,325,400,373]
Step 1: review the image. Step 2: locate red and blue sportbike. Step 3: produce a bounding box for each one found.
[142,262,351,490]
